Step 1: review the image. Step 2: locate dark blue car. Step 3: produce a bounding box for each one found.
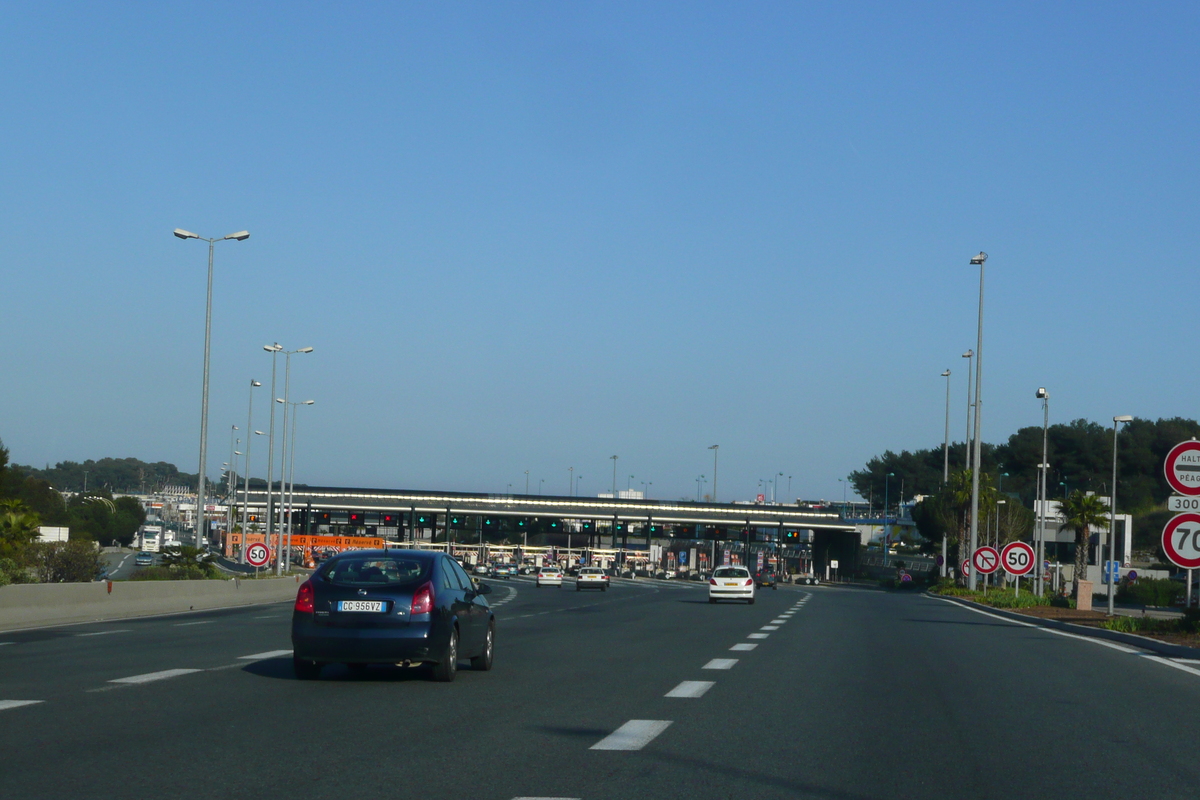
[291,549,495,682]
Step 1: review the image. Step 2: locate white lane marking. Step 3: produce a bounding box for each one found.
[173,621,213,627]
[0,700,44,711]
[747,633,769,639]
[253,615,285,619]
[927,596,1039,627]
[75,630,131,637]
[1041,628,1140,653]
[109,669,202,684]
[730,643,758,651]
[238,650,292,660]
[665,680,715,698]
[590,720,673,751]
[760,625,779,631]
[702,658,738,670]
[512,796,581,799]
[0,642,14,646]
[771,619,787,624]
[1174,658,1200,664]
[1145,656,1200,677]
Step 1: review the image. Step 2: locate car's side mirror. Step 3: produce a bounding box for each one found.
[476,582,493,595]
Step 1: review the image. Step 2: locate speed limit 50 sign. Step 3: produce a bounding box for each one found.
[1162,513,1200,569]
[246,542,271,568]
[1000,541,1035,576]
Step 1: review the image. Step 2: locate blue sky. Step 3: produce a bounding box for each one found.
[2,2,1198,502]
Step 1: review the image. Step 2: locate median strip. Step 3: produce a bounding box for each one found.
[590,719,673,751]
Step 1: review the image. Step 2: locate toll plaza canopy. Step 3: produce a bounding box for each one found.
[242,486,857,534]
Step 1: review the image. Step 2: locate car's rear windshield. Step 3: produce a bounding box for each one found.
[321,556,430,587]
[713,567,749,578]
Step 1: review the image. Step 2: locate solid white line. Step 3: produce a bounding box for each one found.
[702,658,738,670]
[665,680,715,698]
[237,650,292,660]
[109,669,202,684]
[253,615,284,619]
[747,633,769,639]
[1146,656,1200,677]
[0,700,44,711]
[927,596,1038,627]
[1041,628,1139,653]
[760,625,779,631]
[730,643,758,651]
[75,630,131,637]
[590,720,673,751]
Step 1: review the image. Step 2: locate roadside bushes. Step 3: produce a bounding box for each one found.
[1118,578,1182,607]
[22,541,105,583]
[128,565,216,581]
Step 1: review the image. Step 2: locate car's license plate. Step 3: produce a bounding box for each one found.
[724,582,739,586]
[337,600,385,612]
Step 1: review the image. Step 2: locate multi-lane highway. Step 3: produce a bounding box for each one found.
[3,576,1200,799]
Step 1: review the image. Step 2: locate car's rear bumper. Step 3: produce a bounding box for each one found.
[709,587,754,599]
[537,578,563,585]
[292,617,445,664]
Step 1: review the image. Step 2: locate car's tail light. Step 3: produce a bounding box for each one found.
[744,578,754,586]
[411,580,434,615]
[709,578,717,585]
[294,580,314,613]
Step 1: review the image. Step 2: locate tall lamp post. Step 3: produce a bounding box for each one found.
[708,445,719,502]
[274,346,314,575]
[173,227,249,548]
[941,369,952,483]
[883,471,894,566]
[610,455,618,498]
[1036,388,1050,595]
[962,350,974,468]
[239,379,262,563]
[283,399,315,571]
[1109,415,1133,615]
[967,251,987,590]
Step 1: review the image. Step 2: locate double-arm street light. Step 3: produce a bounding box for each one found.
[1109,415,1133,615]
[174,227,249,548]
[967,251,988,590]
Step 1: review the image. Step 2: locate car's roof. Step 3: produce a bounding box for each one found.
[328,548,438,561]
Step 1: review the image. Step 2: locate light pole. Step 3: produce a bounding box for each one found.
[1036,387,1050,595]
[1109,415,1133,615]
[709,445,719,502]
[226,425,238,550]
[883,471,894,566]
[274,346,314,575]
[962,350,974,469]
[610,455,618,498]
[284,400,315,571]
[696,475,706,502]
[941,369,951,483]
[628,474,635,492]
[839,478,847,515]
[239,379,262,563]
[525,471,530,495]
[263,344,282,563]
[776,472,784,504]
[967,251,987,590]
[174,227,249,548]
[568,467,574,496]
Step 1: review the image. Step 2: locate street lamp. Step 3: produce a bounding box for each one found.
[696,475,706,502]
[1109,415,1133,615]
[941,369,951,483]
[174,227,249,548]
[568,466,574,496]
[708,445,719,502]
[525,470,530,495]
[1036,387,1050,595]
[273,345,314,575]
[239,379,262,563]
[883,471,895,566]
[610,455,618,498]
[283,399,315,571]
[967,250,988,590]
[962,349,974,468]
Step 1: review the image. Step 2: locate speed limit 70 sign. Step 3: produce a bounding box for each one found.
[1162,513,1200,569]
[1000,541,1035,576]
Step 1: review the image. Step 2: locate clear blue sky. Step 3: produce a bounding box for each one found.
[3,2,1198,502]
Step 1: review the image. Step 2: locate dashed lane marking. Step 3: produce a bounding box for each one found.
[238,650,292,660]
[173,621,213,627]
[747,633,769,639]
[730,643,758,651]
[770,619,787,624]
[0,700,44,711]
[512,796,581,799]
[665,680,715,698]
[760,625,779,631]
[0,642,14,646]
[109,669,203,685]
[75,630,131,637]
[702,658,738,670]
[590,720,673,751]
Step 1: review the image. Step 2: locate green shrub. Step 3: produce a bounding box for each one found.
[128,565,216,581]
[1125,578,1182,607]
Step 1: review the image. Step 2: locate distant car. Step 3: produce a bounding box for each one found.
[709,566,756,604]
[135,552,154,567]
[662,569,676,579]
[292,549,495,682]
[536,567,563,588]
[576,567,609,592]
[473,563,489,575]
[754,570,778,589]
[488,563,514,580]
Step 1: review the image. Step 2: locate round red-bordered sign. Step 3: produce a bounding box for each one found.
[972,546,1000,575]
[1162,513,1200,569]
[1164,440,1200,496]
[960,560,970,576]
[246,542,271,568]
[1000,541,1035,575]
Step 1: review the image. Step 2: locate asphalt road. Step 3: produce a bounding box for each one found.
[3,577,1200,800]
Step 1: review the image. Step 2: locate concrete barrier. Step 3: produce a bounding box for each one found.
[0,577,302,631]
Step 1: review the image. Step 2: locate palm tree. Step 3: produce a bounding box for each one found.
[0,498,42,559]
[1058,490,1109,598]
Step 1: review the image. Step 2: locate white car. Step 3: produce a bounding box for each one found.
[708,566,756,604]
[576,567,609,592]
[536,567,564,587]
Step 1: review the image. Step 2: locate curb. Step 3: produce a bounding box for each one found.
[927,592,1200,660]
